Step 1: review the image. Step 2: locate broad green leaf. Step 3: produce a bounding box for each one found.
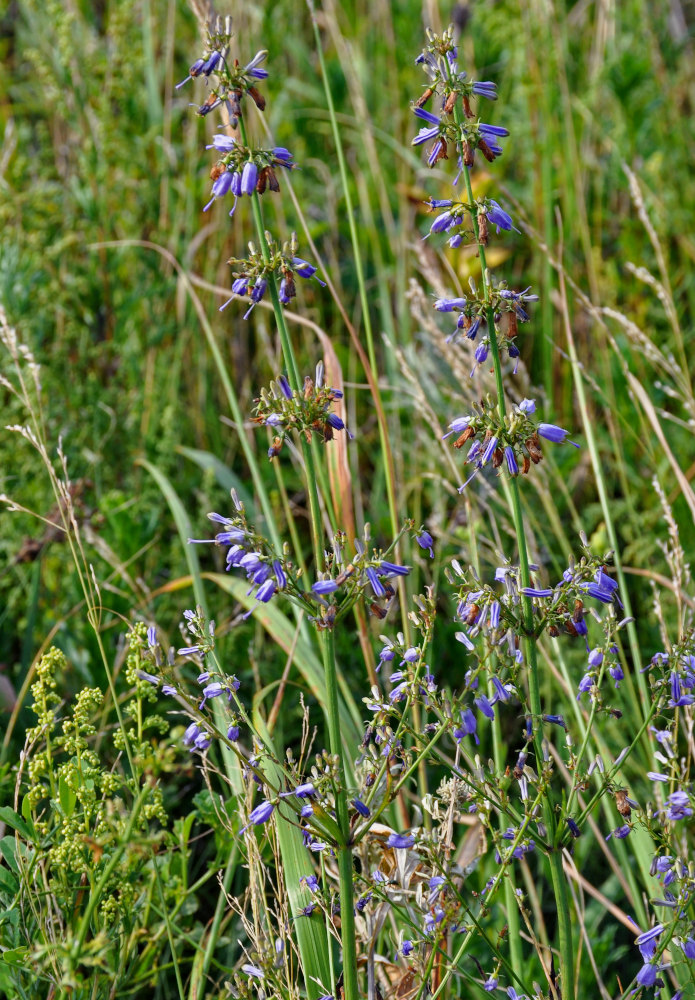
[0,865,18,897]
[177,446,255,514]
[0,807,34,843]
[59,775,76,817]
[255,718,333,1000]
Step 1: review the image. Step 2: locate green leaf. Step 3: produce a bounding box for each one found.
[177,446,255,514]
[59,775,76,817]
[255,718,333,1000]
[0,836,18,873]
[0,865,18,897]
[0,808,34,843]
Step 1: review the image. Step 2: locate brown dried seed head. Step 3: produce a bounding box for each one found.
[454,426,476,448]
[478,138,495,163]
[248,85,266,111]
[266,166,280,192]
[615,789,632,817]
[478,211,489,246]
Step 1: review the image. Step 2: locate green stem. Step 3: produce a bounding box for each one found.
[461,152,575,1000]
[320,629,359,1000]
[491,694,523,974]
[237,114,325,561]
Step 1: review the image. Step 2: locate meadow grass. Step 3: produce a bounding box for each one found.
[0,1,694,998]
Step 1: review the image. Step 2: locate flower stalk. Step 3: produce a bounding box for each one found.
[450,62,576,1000]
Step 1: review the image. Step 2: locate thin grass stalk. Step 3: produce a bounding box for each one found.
[555,228,651,725]
[307,0,411,642]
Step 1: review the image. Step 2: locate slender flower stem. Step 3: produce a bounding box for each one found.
[237,114,325,561]
[460,139,575,1000]
[320,629,359,1000]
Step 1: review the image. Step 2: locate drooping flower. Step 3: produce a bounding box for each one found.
[416,530,434,557]
[486,199,519,234]
[387,832,416,849]
[241,160,258,195]
[454,708,479,745]
[241,799,276,834]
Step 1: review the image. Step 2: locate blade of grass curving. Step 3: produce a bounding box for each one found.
[177,446,256,514]
[254,715,333,1000]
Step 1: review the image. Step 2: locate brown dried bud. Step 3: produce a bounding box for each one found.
[415,87,435,108]
[430,138,448,164]
[229,90,242,117]
[444,91,457,114]
[283,274,296,300]
[369,602,388,620]
[477,211,489,246]
[335,564,355,586]
[462,141,474,167]
[548,624,560,637]
[210,162,226,181]
[615,789,632,818]
[564,621,579,637]
[462,95,474,119]
[266,166,280,192]
[256,167,268,194]
[464,603,480,626]
[454,426,475,449]
[303,376,314,399]
[522,454,531,475]
[507,310,518,339]
[248,86,266,111]
[478,138,495,163]
[572,599,584,623]
[268,437,283,458]
[526,434,543,464]
[492,447,503,468]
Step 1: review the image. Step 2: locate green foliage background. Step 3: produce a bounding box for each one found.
[1,0,694,995]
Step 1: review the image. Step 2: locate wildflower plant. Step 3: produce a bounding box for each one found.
[2,9,695,1000]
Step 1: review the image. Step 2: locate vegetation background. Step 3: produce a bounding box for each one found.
[1,0,694,996]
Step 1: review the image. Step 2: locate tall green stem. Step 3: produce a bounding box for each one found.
[461,153,575,1000]
[320,629,359,1000]
[237,115,325,561]
[239,109,358,999]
